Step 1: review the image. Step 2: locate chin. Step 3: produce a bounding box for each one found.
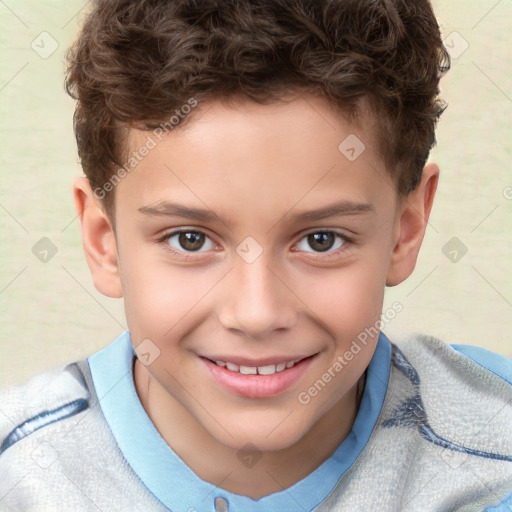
[212,418,311,453]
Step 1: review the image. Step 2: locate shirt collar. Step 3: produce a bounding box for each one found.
[88,331,391,511]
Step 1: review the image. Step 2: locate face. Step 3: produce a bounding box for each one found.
[82,94,428,453]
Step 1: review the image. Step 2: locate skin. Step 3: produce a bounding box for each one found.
[73,93,438,499]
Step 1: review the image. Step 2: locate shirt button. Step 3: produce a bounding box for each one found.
[214,496,229,512]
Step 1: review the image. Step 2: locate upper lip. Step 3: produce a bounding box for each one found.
[200,354,316,367]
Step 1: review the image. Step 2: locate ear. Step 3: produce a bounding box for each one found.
[386,162,439,286]
[72,177,123,298]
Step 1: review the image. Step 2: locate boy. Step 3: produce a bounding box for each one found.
[1,0,511,510]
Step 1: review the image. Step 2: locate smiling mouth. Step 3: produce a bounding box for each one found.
[205,356,312,376]
[202,354,317,398]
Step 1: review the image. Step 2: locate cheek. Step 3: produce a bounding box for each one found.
[121,254,224,343]
[301,262,387,339]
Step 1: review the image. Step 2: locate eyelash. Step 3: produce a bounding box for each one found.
[157,228,354,260]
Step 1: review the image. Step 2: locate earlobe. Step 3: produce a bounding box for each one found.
[72,177,123,298]
[386,162,439,287]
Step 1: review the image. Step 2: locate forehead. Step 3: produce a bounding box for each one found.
[115,94,395,224]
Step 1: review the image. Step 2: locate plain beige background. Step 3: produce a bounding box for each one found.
[0,1,511,387]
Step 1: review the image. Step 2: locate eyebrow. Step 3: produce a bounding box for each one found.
[290,200,374,222]
[138,200,374,223]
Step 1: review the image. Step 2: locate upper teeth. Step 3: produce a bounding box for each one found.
[215,359,299,375]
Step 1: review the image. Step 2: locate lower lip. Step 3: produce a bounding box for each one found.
[202,356,315,399]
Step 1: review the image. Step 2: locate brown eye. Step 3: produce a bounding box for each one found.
[295,230,349,256]
[162,229,216,254]
[307,233,336,252]
[178,231,205,251]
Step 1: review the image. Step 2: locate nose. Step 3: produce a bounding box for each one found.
[216,252,297,339]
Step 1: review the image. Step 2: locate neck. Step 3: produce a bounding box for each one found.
[133,358,362,499]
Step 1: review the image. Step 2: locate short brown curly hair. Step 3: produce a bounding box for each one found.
[65,0,450,217]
